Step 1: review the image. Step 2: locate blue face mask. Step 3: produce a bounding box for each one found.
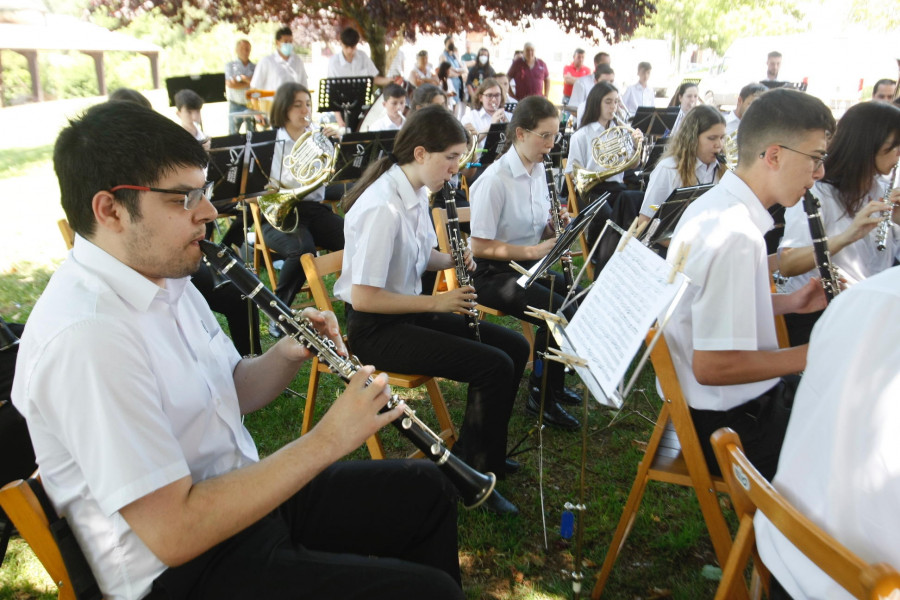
[280,42,293,56]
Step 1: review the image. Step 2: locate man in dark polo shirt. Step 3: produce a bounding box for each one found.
[507,42,550,100]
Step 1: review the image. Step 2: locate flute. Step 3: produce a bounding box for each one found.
[875,164,898,252]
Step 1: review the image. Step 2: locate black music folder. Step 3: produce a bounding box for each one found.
[641,183,714,246]
[208,131,279,204]
[332,130,398,183]
[318,77,374,132]
[631,107,680,138]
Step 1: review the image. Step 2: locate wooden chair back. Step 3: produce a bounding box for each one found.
[249,202,279,288]
[591,327,738,599]
[0,477,101,600]
[711,428,900,600]
[58,219,75,250]
[299,251,457,458]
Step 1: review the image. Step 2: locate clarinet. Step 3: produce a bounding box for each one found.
[874,165,897,252]
[199,240,496,508]
[441,183,481,342]
[802,190,841,303]
[542,154,575,291]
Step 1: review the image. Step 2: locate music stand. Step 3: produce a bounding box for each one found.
[522,193,611,289]
[547,130,572,170]
[631,107,679,138]
[640,183,714,246]
[331,130,398,183]
[505,102,518,114]
[317,77,374,132]
[478,123,508,169]
[208,130,279,204]
[165,73,226,106]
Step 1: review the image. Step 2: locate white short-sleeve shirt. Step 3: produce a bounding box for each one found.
[564,120,625,185]
[724,110,740,136]
[779,178,898,293]
[568,74,594,109]
[367,114,404,132]
[250,52,308,92]
[640,156,721,217]
[754,266,900,600]
[621,82,655,114]
[11,236,254,600]
[268,127,326,202]
[663,171,781,411]
[469,148,550,247]
[334,164,437,302]
[327,50,379,78]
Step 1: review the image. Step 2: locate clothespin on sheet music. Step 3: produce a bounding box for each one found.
[509,261,531,277]
[616,217,650,252]
[545,347,587,368]
[668,242,691,283]
[523,305,569,327]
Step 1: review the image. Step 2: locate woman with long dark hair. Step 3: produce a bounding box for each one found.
[668,82,700,136]
[468,96,582,432]
[639,104,726,225]
[336,105,529,515]
[779,100,900,344]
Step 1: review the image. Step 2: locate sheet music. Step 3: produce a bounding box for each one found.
[556,237,687,407]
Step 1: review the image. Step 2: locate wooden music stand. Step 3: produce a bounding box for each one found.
[590,327,739,599]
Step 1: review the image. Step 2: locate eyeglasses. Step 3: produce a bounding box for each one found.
[524,129,563,144]
[776,145,827,170]
[109,182,214,210]
[482,93,502,99]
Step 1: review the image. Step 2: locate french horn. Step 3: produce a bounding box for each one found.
[571,125,643,195]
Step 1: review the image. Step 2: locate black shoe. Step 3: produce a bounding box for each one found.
[526,388,580,431]
[481,490,519,516]
[504,458,522,475]
[268,319,284,339]
[556,386,584,407]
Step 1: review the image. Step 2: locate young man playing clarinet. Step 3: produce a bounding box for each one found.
[12,100,464,600]
[663,88,835,480]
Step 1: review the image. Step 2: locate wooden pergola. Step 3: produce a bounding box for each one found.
[0,0,161,106]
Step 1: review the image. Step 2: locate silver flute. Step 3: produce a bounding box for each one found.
[875,164,898,252]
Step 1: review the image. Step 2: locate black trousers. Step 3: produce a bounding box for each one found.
[690,376,800,481]
[261,201,345,307]
[472,261,577,394]
[346,307,530,474]
[784,309,824,347]
[148,460,463,600]
[191,263,261,356]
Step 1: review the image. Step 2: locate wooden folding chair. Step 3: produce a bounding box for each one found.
[249,201,280,288]
[299,251,457,459]
[564,172,595,282]
[430,205,536,367]
[0,477,103,600]
[591,327,738,599]
[711,428,900,600]
[58,219,75,250]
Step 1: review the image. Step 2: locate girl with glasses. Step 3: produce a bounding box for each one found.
[335,105,530,515]
[468,96,582,432]
[778,100,900,344]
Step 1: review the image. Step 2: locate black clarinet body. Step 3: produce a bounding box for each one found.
[441,183,481,342]
[802,190,841,303]
[199,240,496,508]
[542,155,575,291]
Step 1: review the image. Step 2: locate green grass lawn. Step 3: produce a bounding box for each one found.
[0,107,734,600]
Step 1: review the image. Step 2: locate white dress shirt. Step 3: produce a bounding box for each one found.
[12,236,252,600]
[327,50,379,78]
[755,266,900,600]
[640,156,721,217]
[622,82,655,114]
[469,149,550,247]
[334,164,436,301]
[779,178,898,293]
[568,74,594,110]
[564,120,625,185]
[663,171,781,411]
[250,52,308,92]
[269,127,326,202]
[366,114,405,131]
[724,110,740,135]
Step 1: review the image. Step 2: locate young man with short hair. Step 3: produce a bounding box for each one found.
[724,82,767,135]
[562,49,590,105]
[250,26,308,92]
[367,83,407,131]
[765,50,782,81]
[664,88,835,480]
[621,61,654,115]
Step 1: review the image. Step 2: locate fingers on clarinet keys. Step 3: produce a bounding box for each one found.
[481,489,519,516]
[526,388,580,431]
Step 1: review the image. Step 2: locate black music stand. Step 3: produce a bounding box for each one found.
[165,73,226,106]
[317,77,374,132]
[640,183,714,246]
[631,107,679,138]
[547,130,572,170]
[332,130,398,183]
[208,131,279,205]
[478,123,508,169]
[522,193,610,289]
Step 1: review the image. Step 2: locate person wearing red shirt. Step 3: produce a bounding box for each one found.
[562,49,590,105]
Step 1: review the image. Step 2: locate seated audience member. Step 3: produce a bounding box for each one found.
[366,83,408,131]
[639,104,727,225]
[621,62,654,115]
[409,50,439,87]
[174,89,210,150]
[12,100,464,600]
[778,101,900,345]
[466,48,496,101]
[724,83,767,135]
[668,82,699,136]
[410,84,447,111]
[754,266,900,600]
[663,89,834,480]
[871,78,897,102]
[574,64,615,128]
[262,82,345,338]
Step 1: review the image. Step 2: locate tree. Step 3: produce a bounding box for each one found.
[89,0,656,75]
